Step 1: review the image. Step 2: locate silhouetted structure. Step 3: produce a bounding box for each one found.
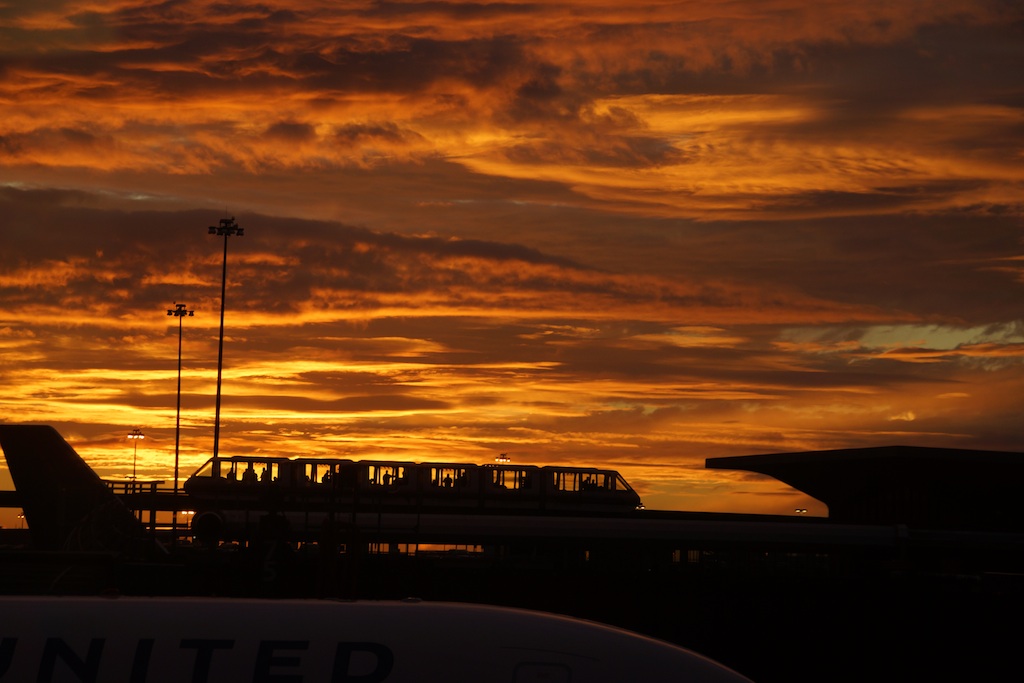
[2,427,1024,683]
[0,425,142,551]
[207,216,243,477]
[707,445,1024,531]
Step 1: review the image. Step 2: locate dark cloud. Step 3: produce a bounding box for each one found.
[1,2,1023,518]
[265,121,316,142]
[504,135,684,168]
[226,392,450,414]
[331,121,421,145]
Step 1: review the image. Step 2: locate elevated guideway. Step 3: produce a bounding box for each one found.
[5,483,1020,557]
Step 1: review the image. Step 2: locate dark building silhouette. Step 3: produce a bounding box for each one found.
[3,428,1024,682]
[707,444,1024,532]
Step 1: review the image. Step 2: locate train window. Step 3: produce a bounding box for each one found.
[293,462,323,486]
[552,470,612,493]
[305,461,355,488]
[221,459,277,484]
[368,464,405,486]
[229,460,276,483]
[311,463,333,485]
[190,460,215,478]
[491,468,534,491]
[237,462,259,484]
[257,462,278,483]
[223,461,239,481]
[431,466,467,488]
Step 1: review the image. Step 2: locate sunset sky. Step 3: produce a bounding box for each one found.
[2,1,1023,525]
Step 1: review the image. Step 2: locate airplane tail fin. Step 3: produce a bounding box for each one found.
[0,424,144,552]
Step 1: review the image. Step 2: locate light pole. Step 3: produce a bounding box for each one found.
[208,217,243,477]
[127,428,145,481]
[168,301,194,540]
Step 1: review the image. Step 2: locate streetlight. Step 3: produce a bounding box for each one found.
[208,217,243,477]
[127,428,145,481]
[168,301,194,540]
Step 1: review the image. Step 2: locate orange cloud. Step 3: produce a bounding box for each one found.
[1,2,1022,519]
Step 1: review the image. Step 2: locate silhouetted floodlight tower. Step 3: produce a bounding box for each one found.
[495,453,511,463]
[167,301,194,540]
[127,428,145,481]
[208,217,243,478]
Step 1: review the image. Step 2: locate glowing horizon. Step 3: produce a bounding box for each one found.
[2,1,1023,527]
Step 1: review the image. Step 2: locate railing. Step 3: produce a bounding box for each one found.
[103,479,170,495]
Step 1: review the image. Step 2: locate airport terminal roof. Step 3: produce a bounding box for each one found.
[706,445,1024,531]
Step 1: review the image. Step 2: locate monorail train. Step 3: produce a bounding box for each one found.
[184,456,643,543]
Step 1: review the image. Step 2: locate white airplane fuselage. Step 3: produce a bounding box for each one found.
[0,596,752,683]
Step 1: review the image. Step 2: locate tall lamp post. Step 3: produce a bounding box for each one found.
[167,301,194,540]
[208,217,243,477]
[127,428,145,482]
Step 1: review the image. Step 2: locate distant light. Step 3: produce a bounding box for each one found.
[209,217,242,237]
[495,453,510,463]
[168,302,194,318]
[795,508,807,514]
[127,428,144,481]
